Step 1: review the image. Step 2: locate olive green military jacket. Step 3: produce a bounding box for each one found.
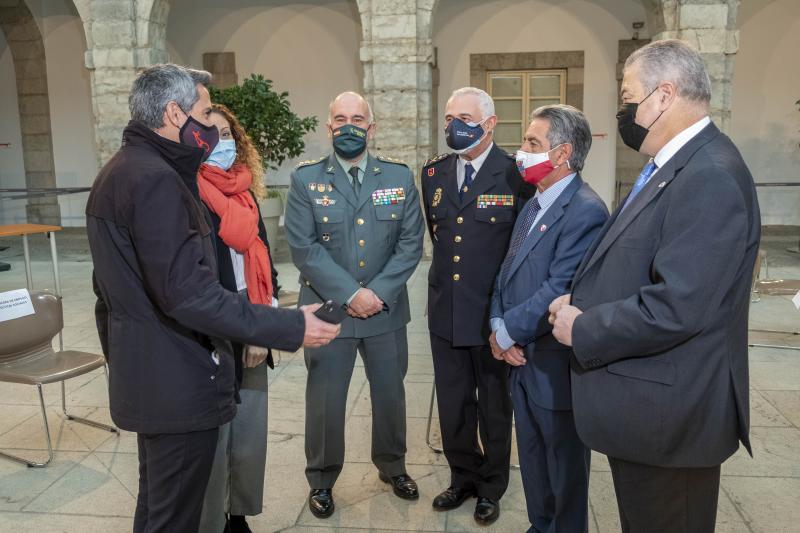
[285,153,424,339]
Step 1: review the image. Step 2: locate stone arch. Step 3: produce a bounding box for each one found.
[0,0,60,224]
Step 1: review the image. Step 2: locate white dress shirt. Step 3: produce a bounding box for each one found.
[457,142,493,189]
[651,116,711,179]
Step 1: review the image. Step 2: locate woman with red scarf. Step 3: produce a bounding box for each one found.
[197,104,278,533]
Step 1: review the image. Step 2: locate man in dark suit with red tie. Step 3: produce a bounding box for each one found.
[550,40,760,532]
[421,87,532,525]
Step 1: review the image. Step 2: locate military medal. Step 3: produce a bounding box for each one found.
[315,195,336,207]
[309,183,316,191]
[432,187,442,207]
[317,183,325,193]
[477,194,515,208]
[327,184,333,192]
[371,187,406,206]
[322,233,331,242]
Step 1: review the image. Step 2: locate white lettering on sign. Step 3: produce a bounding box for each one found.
[0,288,35,322]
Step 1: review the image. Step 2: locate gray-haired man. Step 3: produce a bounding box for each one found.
[86,64,339,533]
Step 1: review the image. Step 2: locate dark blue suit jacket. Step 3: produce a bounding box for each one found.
[490,175,608,410]
[570,123,760,468]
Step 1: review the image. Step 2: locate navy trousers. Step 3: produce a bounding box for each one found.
[511,364,590,533]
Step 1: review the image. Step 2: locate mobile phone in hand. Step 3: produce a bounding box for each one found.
[314,300,347,324]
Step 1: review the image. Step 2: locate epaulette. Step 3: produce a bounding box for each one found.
[296,157,326,168]
[376,154,408,167]
[423,153,451,167]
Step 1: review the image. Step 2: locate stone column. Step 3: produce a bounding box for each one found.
[0,0,61,224]
[358,0,436,173]
[643,0,740,132]
[79,0,170,167]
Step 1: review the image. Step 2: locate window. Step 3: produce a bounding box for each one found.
[487,69,567,153]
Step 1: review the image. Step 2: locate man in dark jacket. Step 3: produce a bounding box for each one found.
[86,64,340,533]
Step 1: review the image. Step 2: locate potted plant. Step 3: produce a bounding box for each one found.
[209,74,317,238]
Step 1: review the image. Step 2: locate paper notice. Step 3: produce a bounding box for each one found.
[793,290,800,310]
[0,289,35,322]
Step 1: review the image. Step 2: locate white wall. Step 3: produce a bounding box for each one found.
[166,0,362,186]
[731,0,800,226]
[432,0,647,207]
[0,29,27,224]
[0,0,96,227]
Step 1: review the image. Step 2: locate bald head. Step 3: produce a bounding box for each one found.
[328,91,373,128]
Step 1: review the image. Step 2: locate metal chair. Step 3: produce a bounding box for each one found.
[425,381,520,469]
[0,290,117,467]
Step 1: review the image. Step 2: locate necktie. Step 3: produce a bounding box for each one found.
[499,197,542,284]
[349,166,360,197]
[460,162,475,201]
[621,159,657,212]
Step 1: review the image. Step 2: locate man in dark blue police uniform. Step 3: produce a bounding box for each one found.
[421,87,533,525]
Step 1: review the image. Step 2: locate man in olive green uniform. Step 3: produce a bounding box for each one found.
[285,92,425,520]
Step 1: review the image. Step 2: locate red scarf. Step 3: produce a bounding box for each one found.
[198,163,273,305]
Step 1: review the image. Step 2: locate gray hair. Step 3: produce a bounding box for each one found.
[128,64,213,129]
[624,39,711,103]
[531,104,592,171]
[327,91,374,124]
[448,87,495,120]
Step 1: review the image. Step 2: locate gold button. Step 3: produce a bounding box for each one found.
[453,274,460,281]
[358,239,365,247]
[391,213,397,219]
[357,218,365,225]
[305,280,311,287]
[359,260,366,268]
[490,216,496,223]
[453,255,460,263]
[322,216,329,223]
[454,235,462,243]
[432,214,437,219]
[456,216,464,224]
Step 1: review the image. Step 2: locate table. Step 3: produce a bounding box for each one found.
[0,224,63,295]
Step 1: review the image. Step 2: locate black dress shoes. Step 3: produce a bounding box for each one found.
[228,514,253,533]
[474,497,500,525]
[432,486,476,510]
[379,472,419,500]
[308,488,335,519]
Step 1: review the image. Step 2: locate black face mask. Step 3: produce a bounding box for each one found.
[179,115,219,161]
[616,87,664,152]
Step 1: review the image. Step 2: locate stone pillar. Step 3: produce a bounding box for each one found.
[80,0,170,167]
[614,39,651,209]
[358,0,436,172]
[643,0,740,132]
[0,0,61,224]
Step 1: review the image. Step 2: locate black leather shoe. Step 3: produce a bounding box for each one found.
[432,486,476,510]
[228,514,252,533]
[379,472,419,500]
[474,497,500,525]
[308,488,335,519]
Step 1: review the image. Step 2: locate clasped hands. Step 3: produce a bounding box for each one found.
[346,288,384,319]
[491,294,583,366]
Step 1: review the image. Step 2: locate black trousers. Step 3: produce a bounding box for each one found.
[430,333,513,501]
[134,428,219,533]
[608,457,721,533]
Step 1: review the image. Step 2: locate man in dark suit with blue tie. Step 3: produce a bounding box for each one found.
[550,40,760,532]
[489,105,608,533]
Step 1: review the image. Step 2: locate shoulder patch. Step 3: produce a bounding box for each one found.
[296,157,326,168]
[376,154,408,167]
[423,153,451,168]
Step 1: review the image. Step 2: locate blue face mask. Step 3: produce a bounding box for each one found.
[205,138,237,170]
[445,117,487,154]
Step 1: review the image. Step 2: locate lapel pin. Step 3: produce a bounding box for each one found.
[540,224,547,232]
[658,181,666,188]
[373,167,380,173]
[428,168,435,177]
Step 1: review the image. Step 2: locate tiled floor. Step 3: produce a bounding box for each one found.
[0,242,798,532]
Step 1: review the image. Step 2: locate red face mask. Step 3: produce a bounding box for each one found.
[515,144,567,185]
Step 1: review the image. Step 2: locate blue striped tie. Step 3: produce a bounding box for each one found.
[621,159,657,212]
[499,197,541,284]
